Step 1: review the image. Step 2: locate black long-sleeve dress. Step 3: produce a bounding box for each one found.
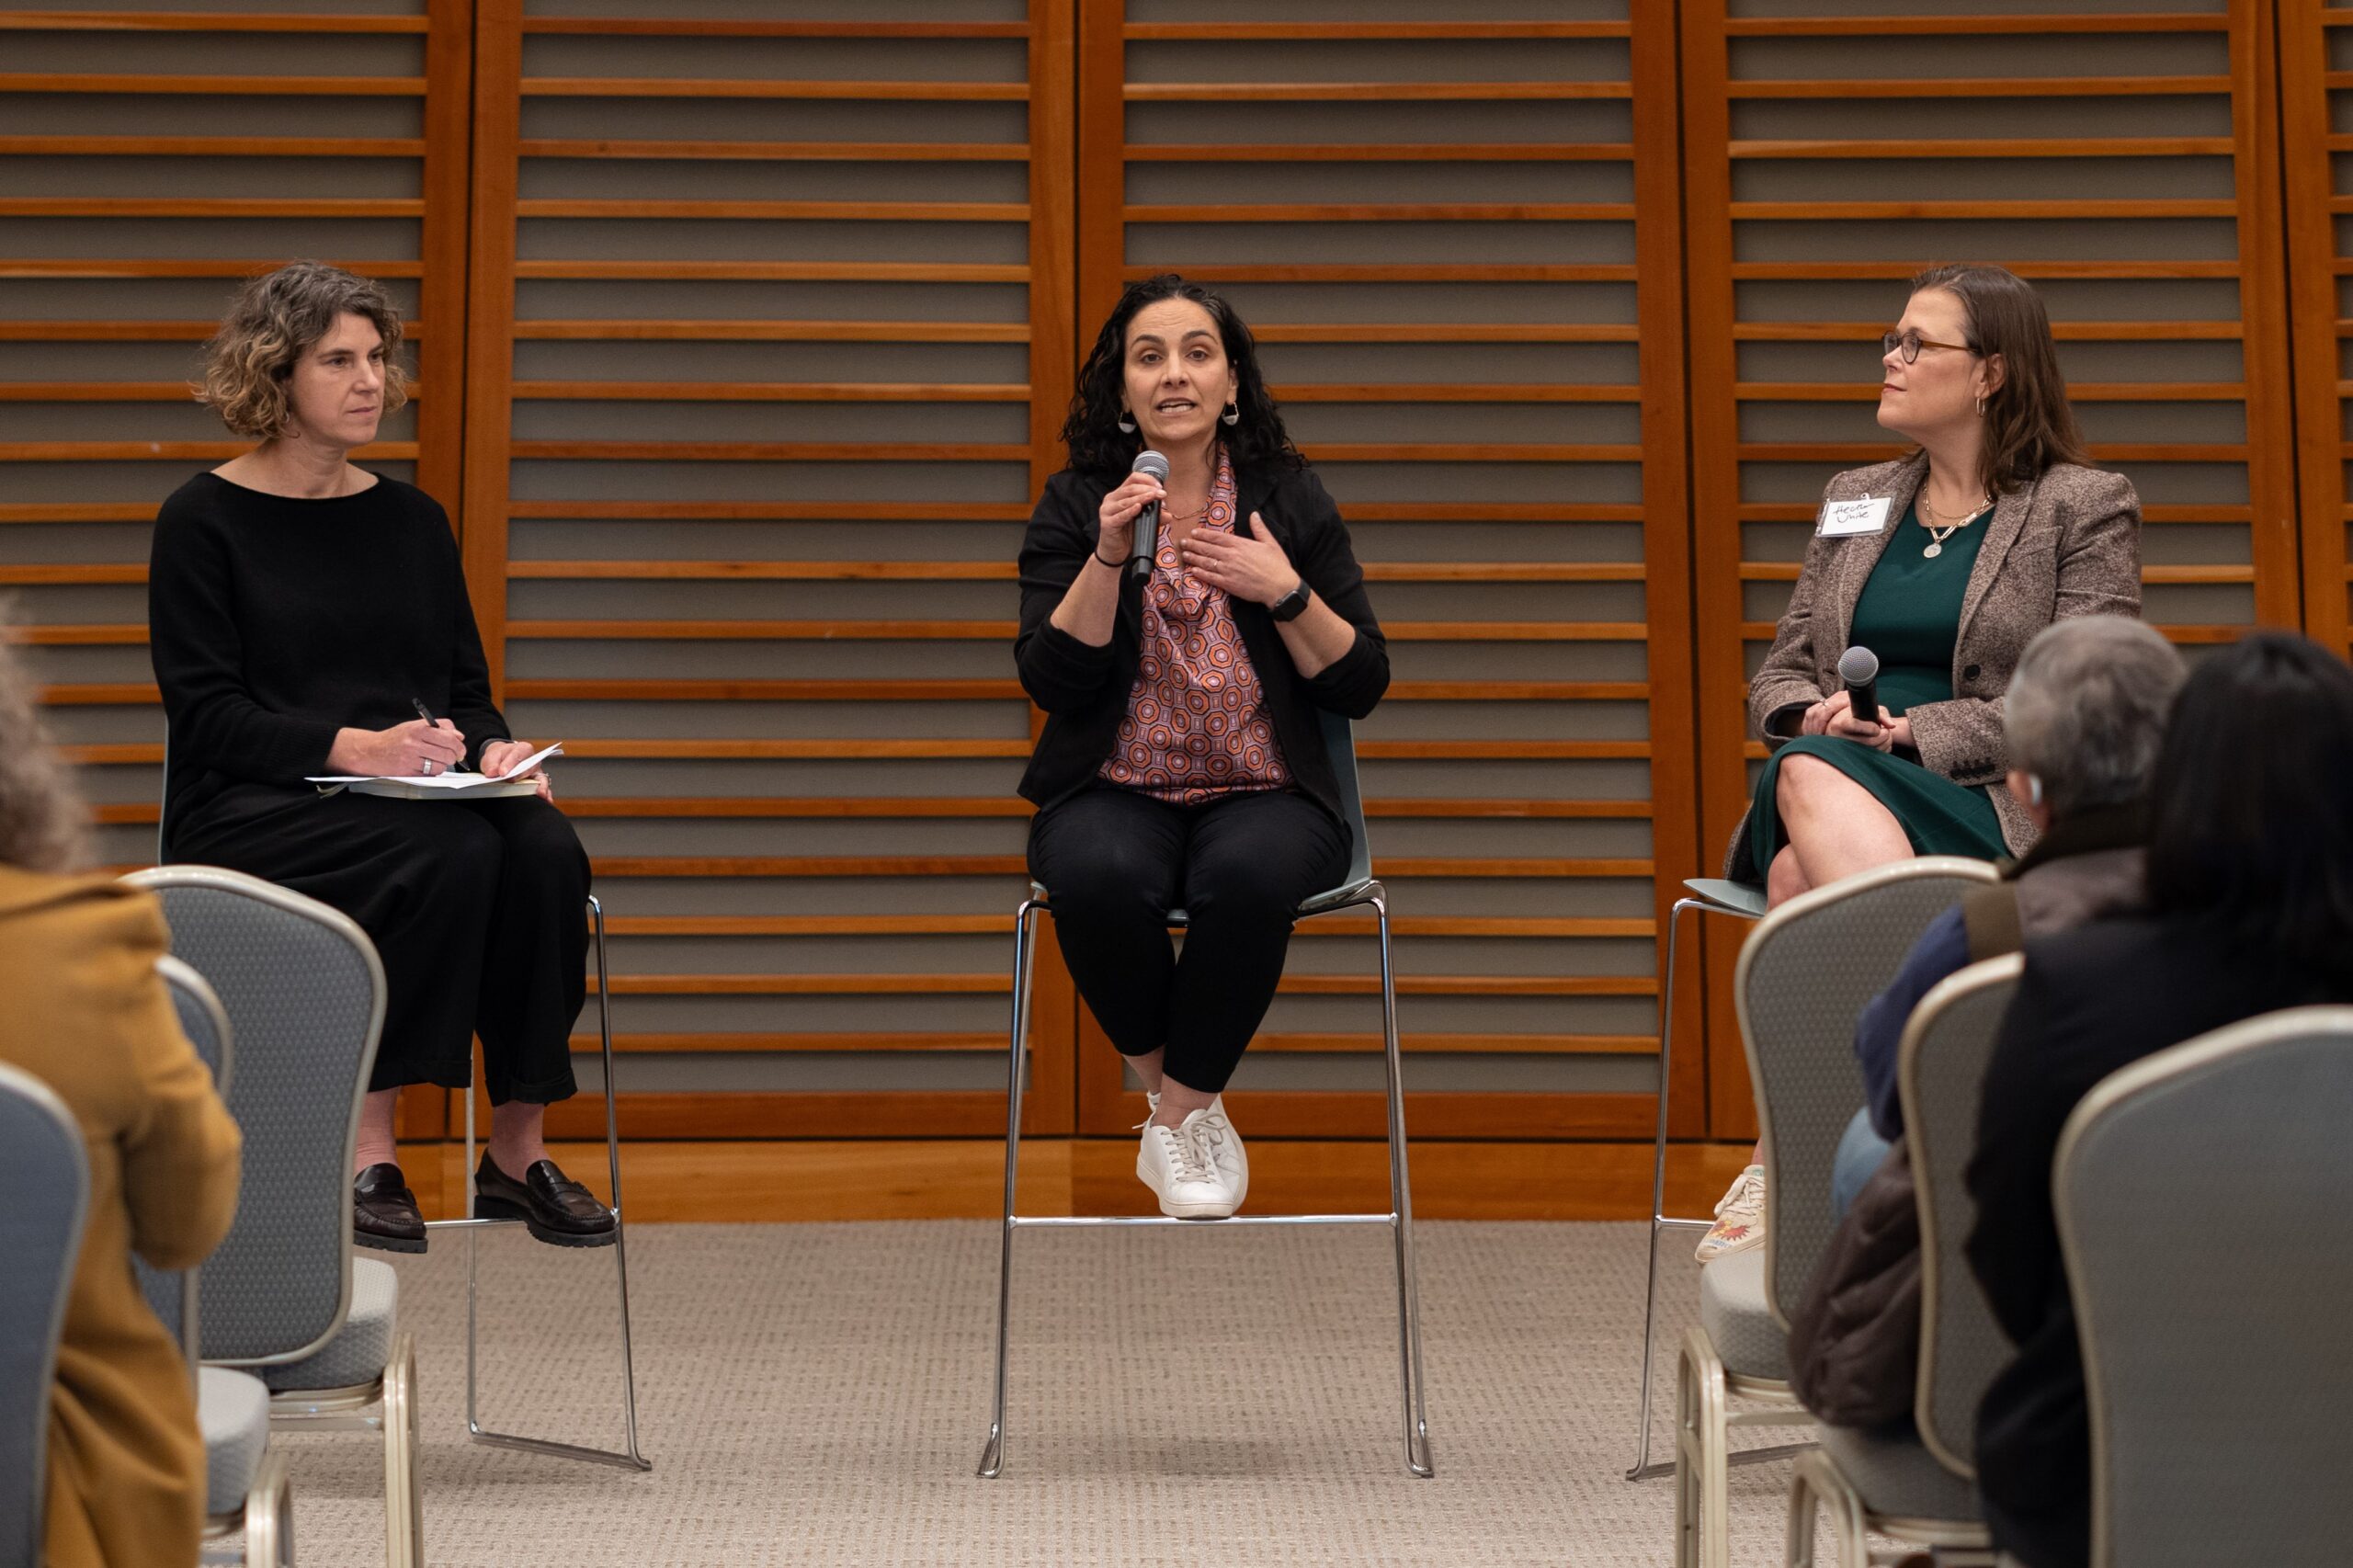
[148,472,588,1104]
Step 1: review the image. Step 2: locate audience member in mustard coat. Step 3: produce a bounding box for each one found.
[0,634,242,1568]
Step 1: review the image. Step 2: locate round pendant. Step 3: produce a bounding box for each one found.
[1923,542,1943,559]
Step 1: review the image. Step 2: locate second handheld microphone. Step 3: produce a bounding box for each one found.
[1127,449,1169,583]
[1837,644,1882,728]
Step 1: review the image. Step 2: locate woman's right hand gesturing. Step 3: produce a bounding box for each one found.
[327,718,467,777]
[1096,469,1165,563]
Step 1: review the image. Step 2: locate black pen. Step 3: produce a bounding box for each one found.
[410,698,470,771]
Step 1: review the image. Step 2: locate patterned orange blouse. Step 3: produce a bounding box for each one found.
[1097,448,1291,804]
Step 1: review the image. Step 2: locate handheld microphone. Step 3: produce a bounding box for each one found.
[1837,645,1882,728]
[1128,449,1168,583]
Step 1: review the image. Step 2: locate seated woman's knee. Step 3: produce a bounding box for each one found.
[1775,752,1843,815]
[493,801,590,891]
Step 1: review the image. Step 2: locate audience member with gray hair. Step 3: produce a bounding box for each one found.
[1832,614,2187,1213]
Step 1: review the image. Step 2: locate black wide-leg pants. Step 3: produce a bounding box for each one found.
[176,790,590,1104]
[1027,786,1348,1095]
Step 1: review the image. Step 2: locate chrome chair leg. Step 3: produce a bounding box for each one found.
[447,893,651,1471]
[1374,892,1435,1478]
[977,897,1040,1479]
[1631,896,1703,1478]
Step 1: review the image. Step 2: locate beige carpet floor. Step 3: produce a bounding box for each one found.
[260,1221,1847,1567]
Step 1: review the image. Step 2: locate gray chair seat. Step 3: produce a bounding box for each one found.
[1816,1423,1981,1522]
[199,1367,272,1519]
[260,1258,396,1393]
[1684,877,1768,918]
[1698,1245,1787,1381]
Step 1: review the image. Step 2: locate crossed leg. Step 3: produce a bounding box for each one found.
[1766,753,1913,909]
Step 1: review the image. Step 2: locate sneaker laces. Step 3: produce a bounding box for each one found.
[1140,1119,1214,1185]
[1714,1166,1765,1221]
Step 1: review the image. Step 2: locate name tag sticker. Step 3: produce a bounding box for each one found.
[1817,496,1893,537]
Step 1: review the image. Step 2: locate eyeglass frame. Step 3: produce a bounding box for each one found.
[1881,327,1976,364]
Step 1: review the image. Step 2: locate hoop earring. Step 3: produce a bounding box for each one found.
[1117,411,1136,433]
[1221,401,1240,426]
[1975,393,1987,417]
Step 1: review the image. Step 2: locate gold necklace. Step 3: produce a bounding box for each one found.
[1918,494,1993,558]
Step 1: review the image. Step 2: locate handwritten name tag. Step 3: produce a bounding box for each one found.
[1817,496,1893,537]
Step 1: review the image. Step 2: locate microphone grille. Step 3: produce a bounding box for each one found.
[1131,449,1169,481]
[1837,645,1879,685]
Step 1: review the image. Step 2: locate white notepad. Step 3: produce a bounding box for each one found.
[310,742,563,799]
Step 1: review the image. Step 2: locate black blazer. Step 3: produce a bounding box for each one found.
[1014,460,1388,826]
[1964,915,2351,1568]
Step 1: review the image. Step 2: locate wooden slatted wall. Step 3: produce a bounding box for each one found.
[1074,1,1703,1142]
[460,0,1078,1142]
[2281,0,2353,653]
[0,0,472,1138]
[1681,0,2302,1138]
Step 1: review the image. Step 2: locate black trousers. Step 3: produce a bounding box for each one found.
[177,789,590,1104]
[1027,786,1348,1095]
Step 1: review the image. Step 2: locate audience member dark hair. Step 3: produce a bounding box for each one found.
[2143,631,2353,987]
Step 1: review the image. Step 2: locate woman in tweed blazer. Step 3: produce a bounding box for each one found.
[1697,264,2143,1265]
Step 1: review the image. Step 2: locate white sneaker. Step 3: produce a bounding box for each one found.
[1192,1096,1247,1210]
[1136,1108,1236,1220]
[1695,1164,1766,1264]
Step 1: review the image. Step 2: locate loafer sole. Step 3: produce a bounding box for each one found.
[354,1224,426,1256]
[473,1191,617,1248]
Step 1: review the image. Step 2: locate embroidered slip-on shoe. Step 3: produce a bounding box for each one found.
[473,1153,617,1247]
[353,1163,426,1254]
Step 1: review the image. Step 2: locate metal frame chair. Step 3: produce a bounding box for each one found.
[0,1063,92,1568]
[1676,857,1998,1568]
[2055,1006,2353,1568]
[154,749,647,1472]
[978,710,1433,1480]
[145,956,297,1566]
[1630,875,1768,1481]
[1782,954,2020,1568]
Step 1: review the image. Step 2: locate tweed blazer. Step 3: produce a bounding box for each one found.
[1733,453,2142,872]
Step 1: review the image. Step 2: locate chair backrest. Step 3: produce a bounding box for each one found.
[2055,1006,2353,1568]
[1898,952,2021,1477]
[1319,707,1373,895]
[156,953,233,1089]
[136,956,235,1359]
[122,866,385,1367]
[1737,855,1999,1324]
[0,1063,89,1568]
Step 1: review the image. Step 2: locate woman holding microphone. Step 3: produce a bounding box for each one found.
[1017,274,1388,1220]
[1696,263,2143,1263]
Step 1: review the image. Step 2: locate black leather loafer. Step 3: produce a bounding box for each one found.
[354,1163,426,1254]
[473,1153,616,1247]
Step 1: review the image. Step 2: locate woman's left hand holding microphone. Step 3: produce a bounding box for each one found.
[1802,690,1913,754]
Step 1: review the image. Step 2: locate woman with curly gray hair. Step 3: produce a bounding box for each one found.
[0,632,243,1568]
[149,261,612,1254]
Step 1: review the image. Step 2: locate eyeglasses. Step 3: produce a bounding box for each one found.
[1881,328,1975,364]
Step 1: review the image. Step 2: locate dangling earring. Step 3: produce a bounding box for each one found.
[2027,774,2045,808]
[1117,410,1136,433]
[1975,393,1987,417]
[1221,401,1240,426]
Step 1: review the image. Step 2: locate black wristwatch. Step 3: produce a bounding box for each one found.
[1267,580,1312,622]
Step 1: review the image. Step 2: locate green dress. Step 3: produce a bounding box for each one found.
[1746,505,2009,876]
